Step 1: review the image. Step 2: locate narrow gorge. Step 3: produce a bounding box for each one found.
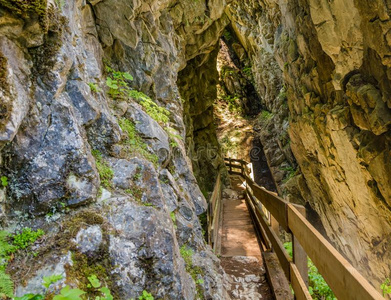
[0,0,390,299]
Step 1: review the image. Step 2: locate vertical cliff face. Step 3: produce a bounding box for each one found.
[228,0,391,287]
[0,0,231,298]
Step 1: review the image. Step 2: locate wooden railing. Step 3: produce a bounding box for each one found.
[207,171,222,252]
[223,157,383,300]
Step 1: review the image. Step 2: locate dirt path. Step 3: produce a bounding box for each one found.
[221,175,273,300]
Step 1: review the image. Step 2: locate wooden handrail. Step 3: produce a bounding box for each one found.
[207,171,222,253]
[224,157,383,300]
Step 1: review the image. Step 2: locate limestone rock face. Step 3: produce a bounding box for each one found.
[226,1,297,193]
[228,0,391,289]
[0,0,230,298]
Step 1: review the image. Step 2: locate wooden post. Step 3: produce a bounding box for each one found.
[292,205,308,290]
[271,215,279,236]
[229,157,232,173]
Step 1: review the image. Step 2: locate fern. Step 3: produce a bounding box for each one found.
[0,270,13,298]
[0,231,14,265]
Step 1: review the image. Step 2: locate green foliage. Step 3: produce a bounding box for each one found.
[180,245,204,297]
[1,176,8,187]
[139,290,154,300]
[92,150,114,189]
[86,275,113,300]
[88,82,102,93]
[105,66,169,123]
[12,228,45,250]
[260,110,273,121]
[222,30,232,41]
[43,274,63,288]
[283,242,336,300]
[220,94,242,114]
[220,135,238,156]
[15,293,44,300]
[281,166,296,183]
[166,128,182,148]
[180,245,194,267]
[0,231,15,264]
[119,118,159,166]
[53,286,85,300]
[381,278,391,297]
[54,0,65,9]
[170,212,177,229]
[87,274,101,288]
[242,66,253,79]
[0,271,13,298]
[98,287,114,300]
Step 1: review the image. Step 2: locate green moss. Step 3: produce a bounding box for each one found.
[0,0,48,28]
[179,246,205,298]
[118,118,159,166]
[259,110,273,121]
[92,150,114,189]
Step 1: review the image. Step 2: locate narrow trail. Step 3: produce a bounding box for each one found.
[221,175,273,300]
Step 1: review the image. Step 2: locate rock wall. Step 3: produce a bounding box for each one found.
[226,1,297,193]
[0,0,231,298]
[228,0,391,288]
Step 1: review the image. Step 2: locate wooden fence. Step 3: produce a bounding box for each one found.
[222,157,383,300]
[207,171,222,251]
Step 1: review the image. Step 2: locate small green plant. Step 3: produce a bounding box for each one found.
[222,30,231,41]
[92,150,114,189]
[166,128,182,148]
[53,286,85,300]
[12,228,45,250]
[43,274,63,288]
[170,212,177,229]
[242,66,252,78]
[87,274,101,288]
[1,176,8,187]
[88,82,102,93]
[281,166,296,183]
[54,0,65,9]
[180,245,194,266]
[0,271,13,299]
[180,245,204,297]
[105,66,170,124]
[139,290,154,300]
[381,278,391,297]
[260,110,273,121]
[119,118,159,166]
[87,275,113,300]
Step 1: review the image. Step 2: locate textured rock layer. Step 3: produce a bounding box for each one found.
[228,0,391,288]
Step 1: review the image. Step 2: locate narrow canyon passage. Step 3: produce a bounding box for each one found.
[0,0,391,299]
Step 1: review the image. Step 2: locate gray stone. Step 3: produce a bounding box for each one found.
[125,102,170,166]
[15,252,72,297]
[74,225,103,253]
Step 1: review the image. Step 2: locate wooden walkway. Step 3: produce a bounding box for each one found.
[220,175,273,299]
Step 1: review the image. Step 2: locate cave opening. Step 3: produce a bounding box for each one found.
[177,24,276,196]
